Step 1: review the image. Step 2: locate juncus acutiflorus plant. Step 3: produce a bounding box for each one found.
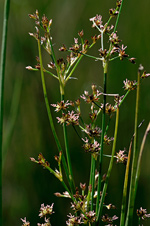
[23,0,150,225]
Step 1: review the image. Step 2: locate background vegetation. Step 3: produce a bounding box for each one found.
[0,0,150,225]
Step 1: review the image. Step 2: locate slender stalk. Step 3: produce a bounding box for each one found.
[125,69,141,226]
[96,62,107,218]
[87,155,95,211]
[90,156,96,211]
[134,122,150,197]
[61,94,75,194]
[114,0,124,33]
[37,39,70,190]
[66,55,83,82]
[97,107,119,223]
[120,137,133,226]
[0,0,10,224]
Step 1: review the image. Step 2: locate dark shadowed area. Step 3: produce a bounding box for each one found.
[1,0,150,225]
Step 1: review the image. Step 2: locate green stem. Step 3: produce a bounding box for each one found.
[119,90,130,108]
[91,156,96,211]
[61,94,75,194]
[66,55,83,82]
[0,0,10,224]
[97,107,119,223]
[37,39,70,190]
[120,137,133,226]
[96,66,107,218]
[134,122,150,199]
[114,0,124,33]
[125,69,141,226]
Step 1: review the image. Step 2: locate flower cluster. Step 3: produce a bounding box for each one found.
[137,207,150,220]
[80,85,102,104]
[30,153,50,168]
[51,100,71,112]
[82,137,100,157]
[101,214,118,225]
[123,79,137,91]
[84,124,102,138]
[116,150,128,164]
[57,111,79,126]
[21,204,54,226]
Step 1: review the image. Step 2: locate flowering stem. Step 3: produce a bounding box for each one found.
[125,69,141,226]
[37,39,70,192]
[97,107,119,223]
[96,60,107,218]
[61,94,75,194]
[0,0,10,224]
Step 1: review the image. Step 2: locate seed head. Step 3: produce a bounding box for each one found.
[39,203,54,218]
[21,217,30,226]
[137,207,150,220]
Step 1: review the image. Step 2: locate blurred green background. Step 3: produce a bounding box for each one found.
[1,0,150,225]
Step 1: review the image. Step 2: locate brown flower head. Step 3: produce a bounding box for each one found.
[21,217,30,226]
[109,32,121,47]
[80,86,102,104]
[137,207,150,220]
[69,38,81,53]
[71,201,83,212]
[123,79,137,90]
[98,48,108,57]
[116,0,122,7]
[101,103,116,115]
[51,100,71,112]
[91,34,101,44]
[90,15,103,30]
[104,135,114,145]
[78,30,84,38]
[89,110,98,122]
[82,137,100,154]
[42,15,49,30]
[66,213,83,226]
[39,203,54,218]
[37,217,51,226]
[119,45,129,60]
[101,214,118,224]
[116,150,128,164]
[59,44,67,52]
[82,211,96,224]
[141,70,150,79]
[84,124,102,138]
[66,111,80,126]
[109,8,119,17]
[129,57,136,64]
[30,153,50,168]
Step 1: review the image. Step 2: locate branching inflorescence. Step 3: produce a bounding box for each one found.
[23,0,150,225]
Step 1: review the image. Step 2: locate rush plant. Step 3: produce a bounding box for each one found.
[22,0,150,225]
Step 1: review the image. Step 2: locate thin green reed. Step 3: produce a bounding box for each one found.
[125,67,141,226]
[0,0,10,224]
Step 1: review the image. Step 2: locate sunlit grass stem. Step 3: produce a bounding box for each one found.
[125,69,141,226]
[120,137,133,226]
[97,107,119,224]
[96,62,107,219]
